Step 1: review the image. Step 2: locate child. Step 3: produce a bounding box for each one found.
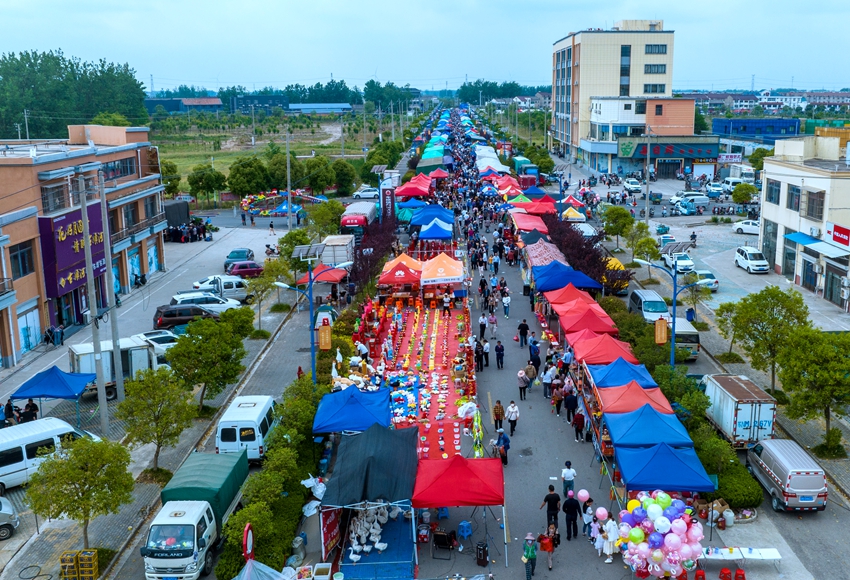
[591,516,604,556]
[582,498,594,538]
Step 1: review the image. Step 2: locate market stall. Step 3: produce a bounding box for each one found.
[312,388,392,434]
[605,405,693,448]
[571,333,639,365]
[596,382,674,415]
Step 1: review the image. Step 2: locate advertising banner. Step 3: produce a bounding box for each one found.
[38,205,106,298]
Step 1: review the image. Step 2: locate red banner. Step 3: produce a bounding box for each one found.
[321,508,342,560]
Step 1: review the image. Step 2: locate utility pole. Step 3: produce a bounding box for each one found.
[644,126,651,226]
[286,131,292,232]
[150,74,154,97]
[98,170,125,402]
[362,97,367,160]
[479,90,482,107]
[23,110,29,140]
[390,101,395,141]
[79,176,109,435]
[13,123,21,139]
[340,115,345,158]
[250,105,256,149]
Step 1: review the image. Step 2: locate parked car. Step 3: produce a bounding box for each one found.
[662,252,695,273]
[193,275,218,291]
[694,270,719,292]
[132,330,179,347]
[669,191,689,205]
[747,439,828,512]
[0,496,19,540]
[169,292,241,314]
[706,183,724,198]
[733,220,760,235]
[623,178,642,193]
[353,187,379,199]
[735,246,770,274]
[227,260,265,278]
[224,248,255,272]
[153,304,219,330]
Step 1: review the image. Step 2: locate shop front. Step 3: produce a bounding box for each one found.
[616,137,720,179]
[38,205,107,329]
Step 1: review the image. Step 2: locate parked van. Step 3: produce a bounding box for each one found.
[722,177,743,193]
[215,396,278,462]
[0,418,99,495]
[747,438,828,512]
[628,289,670,323]
[668,318,700,360]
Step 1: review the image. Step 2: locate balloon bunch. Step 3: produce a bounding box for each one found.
[617,490,704,578]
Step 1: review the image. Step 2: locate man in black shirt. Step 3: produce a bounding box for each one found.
[517,319,530,348]
[562,490,581,540]
[540,484,561,527]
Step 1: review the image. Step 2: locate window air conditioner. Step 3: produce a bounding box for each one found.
[842,277,850,288]
[814,264,825,274]
[842,288,850,300]
[809,227,821,238]
[82,310,91,325]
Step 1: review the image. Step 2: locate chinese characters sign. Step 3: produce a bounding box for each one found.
[38,205,107,298]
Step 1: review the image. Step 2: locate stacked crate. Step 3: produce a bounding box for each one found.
[59,551,79,579]
[78,550,99,580]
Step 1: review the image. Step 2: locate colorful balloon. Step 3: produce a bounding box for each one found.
[640,519,655,534]
[682,559,697,572]
[663,506,679,520]
[648,532,664,549]
[622,513,636,527]
[632,506,647,523]
[651,547,664,562]
[627,499,641,512]
[654,516,671,534]
[679,543,693,560]
[619,509,630,521]
[596,507,608,521]
[629,527,646,544]
[664,533,682,551]
[670,519,688,536]
[671,499,686,512]
[619,523,632,539]
[656,492,672,509]
[646,504,663,522]
[577,489,590,502]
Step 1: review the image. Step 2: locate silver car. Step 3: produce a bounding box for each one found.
[0,496,20,541]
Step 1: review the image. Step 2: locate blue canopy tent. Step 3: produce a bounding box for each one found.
[586,358,658,388]
[419,221,453,240]
[531,262,603,291]
[615,443,715,493]
[410,206,453,226]
[11,365,96,426]
[523,186,547,197]
[604,404,693,448]
[398,198,428,209]
[312,388,392,433]
[272,201,303,216]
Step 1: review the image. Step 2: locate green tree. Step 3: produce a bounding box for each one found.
[653,365,701,403]
[331,159,357,195]
[696,434,737,475]
[634,238,661,279]
[303,155,336,194]
[187,163,227,204]
[681,272,712,321]
[747,148,774,171]
[90,111,131,126]
[715,302,738,353]
[731,286,810,391]
[25,437,134,548]
[732,183,758,205]
[777,328,850,443]
[267,153,305,191]
[601,205,634,249]
[679,389,711,430]
[305,199,346,239]
[115,367,195,469]
[751,105,765,117]
[220,306,256,339]
[167,318,247,412]
[227,156,269,197]
[694,109,709,133]
[278,229,313,282]
[625,221,651,262]
[160,160,181,197]
[246,271,279,331]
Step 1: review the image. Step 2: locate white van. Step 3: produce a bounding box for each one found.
[747,439,828,512]
[194,275,253,303]
[628,289,670,323]
[0,418,100,495]
[722,177,743,193]
[215,396,278,462]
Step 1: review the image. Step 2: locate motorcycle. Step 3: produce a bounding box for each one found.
[661,207,668,218]
[690,233,698,247]
[696,206,704,216]
[265,244,280,257]
[132,273,147,289]
[649,207,655,217]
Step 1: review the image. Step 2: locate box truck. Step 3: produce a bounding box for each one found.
[68,337,164,400]
[321,235,355,267]
[703,374,776,448]
[729,164,755,184]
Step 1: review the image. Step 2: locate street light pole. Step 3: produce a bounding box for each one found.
[644,126,652,226]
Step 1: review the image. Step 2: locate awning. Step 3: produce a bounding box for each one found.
[784,232,850,258]
[296,263,349,284]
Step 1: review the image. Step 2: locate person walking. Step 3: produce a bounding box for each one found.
[482,339,490,367]
[241,212,247,226]
[564,389,578,422]
[517,370,530,401]
[540,485,561,528]
[487,312,498,339]
[571,408,586,443]
[250,214,255,227]
[493,400,505,431]
[522,533,537,580]
[269,220,275,236]
[541,363,555,398]
[495,340,505,369]
[552,382,565,416]
[478,313,488,339]
[561,461,576,496]
[562,490,580,541]
[517,319,529,347]
[502,293,511,318]
[492,253,500,275]
[505,400,519,435]
[474,340,485,372]
[495,428,510,465]
[537,525,558,571]
[602,513,619,563]
[522,360,537,392]
[581,497,595,538]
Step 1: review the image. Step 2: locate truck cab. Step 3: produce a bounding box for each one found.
[142,501,216,579]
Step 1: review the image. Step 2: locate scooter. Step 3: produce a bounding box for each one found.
[132,273,147,289]
[265,244,280,257]
[661,207,668,218]
[690,232,698,247]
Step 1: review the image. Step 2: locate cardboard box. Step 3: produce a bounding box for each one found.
[692,499,709,516]
[711,499,730,515]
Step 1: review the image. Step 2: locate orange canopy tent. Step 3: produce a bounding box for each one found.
[296,263,349,284]
[544,283,595,305]
[572,333,638,365]
[597,382,675,414]
[559,309,617,335]
[420,252,464,285]
[382,253,423,272]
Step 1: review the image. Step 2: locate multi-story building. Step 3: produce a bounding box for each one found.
[757,90,807,111]
[144,97,223,114]
[0,125,166,367]
[552,20,674,163]
[760,136,850,310]
[676,93,757,114]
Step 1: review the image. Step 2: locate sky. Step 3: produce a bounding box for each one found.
[3,0,850,93]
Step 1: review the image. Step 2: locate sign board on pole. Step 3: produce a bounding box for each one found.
[321,508,343,560]
[380,177,396,223]
[319,322,332,351]
[654,318,668,345]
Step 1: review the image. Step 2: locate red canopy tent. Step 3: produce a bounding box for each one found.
[378,263,422,286]
[395,181,430,198]
[597,382,674,414]
[572,334,638,365]
[559,309,617,335]
[296,263,349,285]
[544,283,596,305]
[562,195,586,207]
[524,202,557,215]
[537,194,557,204]
[563,328,602,346]
[428,168,449,179]
[411,173,433,188]
[511,213,549,234]
[551,299,608,319]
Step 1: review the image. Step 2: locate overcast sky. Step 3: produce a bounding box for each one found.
[4,0,849,92]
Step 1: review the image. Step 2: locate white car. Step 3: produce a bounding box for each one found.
[733,220,760,235]
[193,276,217,291]
[353,187,379,199]
[662,252,695,273]
[735,246,770,274]
[169,292,242,314]
[707,183,724,197]
[693,270,719,292]
[624,179,642,194]
[669,191,689,205]
[132,330,179,355]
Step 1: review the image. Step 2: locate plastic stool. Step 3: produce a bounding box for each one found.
[734,570,746,580]
[694,572,706,580]
[457,520,472,540]
[719,569,732,580]
[437,507,450,520]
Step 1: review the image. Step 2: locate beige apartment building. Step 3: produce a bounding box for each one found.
[552,20,675,164]
[0,125,166,367]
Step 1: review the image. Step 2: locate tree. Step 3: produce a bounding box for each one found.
[731,286,810,391]
[777,328,850,443]
[278,229,312,283]
[304,199,345,239]
[715,302,738,353]
[751,105,765,117]
[634,238,661,279]
[694,109,709,133]
[747,147,774,171]
[303,155,336,194]
[167,318,247,412]
[187,163,227,204]
[624,221,651,262]
[115,367,195,470]
[732,183,758,205]
[220,306,256,339]
[25,437,134,548]
[246,271,279,331]
[90,111,131,126]
[601,206,634,249]
[267,153,305,191]
[681,272,712,321]
[331,159,357,196]
[160,160,181,196]
[227,156,269,197]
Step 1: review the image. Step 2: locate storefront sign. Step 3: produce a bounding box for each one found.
[718,153,743,163]
[318,323,332,351]
[38,205,107,298]
[321,508,342,560]
[826,222,850,247]
[654,318,668,345]
[618,138,720,160]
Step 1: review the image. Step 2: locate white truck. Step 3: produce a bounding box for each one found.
[68,337,165,400]
[729,163,755,184]
[703,374,776,448]
[142,451,249,580]
[321,234,355,267]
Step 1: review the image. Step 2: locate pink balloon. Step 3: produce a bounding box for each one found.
[577,489,590,502]
[689,542,703,556]
[670,519,687,536]
[669,564,683,577]
[640,519,655,534]
[596,507,608,520]
[638,542,651,558]
[664,534,682,551]
[679,544,693,560]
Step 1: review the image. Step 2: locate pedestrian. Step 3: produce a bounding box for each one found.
[482,339,490,367]
[296,366,304,380]
[503,293,511,318]
[487,311,498,339]
[530,349,542,378]
[506,400,519,435]
[517,319,529,347]
[517,370,529,401]
[492,253,500,275]
[495,340,505,369]
[540,484,561,528]
[562,490,580,541]
[571,408,586,443]
[592,517,604,555]
[495,428,510,465]
[602,513,619,563]
[250,214,255,227]
[552,382,564,416]
[241,212,247,226]
[4,399,17,425]
[541,363,555,398]
[529,332,537,355]
[478,313,487,339]
[493,400,505,431]
[522,533,537,580]
[561,460,576,495]
[269,221,275,236]
[565,389,578,422]
[55,324,65,346]
[582,497,594,538]
[537,524,558,571]
[487,293,498,315]
[523,360,537,391]
[474,340,484,372]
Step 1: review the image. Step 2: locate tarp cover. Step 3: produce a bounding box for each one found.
[163,200,190,227]
[605,404,692,448]
[597,383,674,415]
[543,283,594,305]
[410,206,453,226]
[558,309,618,335]
[421,253,464,285]
[322,424,419,507]
[524,241,567,268]
[586,358,658,388]
[615,444,715,492]
[533,262,602,292]
[571,333,638,365]
[551,299,608,319]
[412,456,505,508]
[12,366,96,400]
[233,559,289,580]
[521,229,551,246]
[313,388,392,433]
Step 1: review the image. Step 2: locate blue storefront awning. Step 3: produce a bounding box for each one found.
[784,232,850,258]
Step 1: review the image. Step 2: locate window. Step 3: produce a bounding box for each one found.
[620,85,630,97]
[644,64,667,74]
[144,196,159,219]
[806,190,825,220]
[624,104,632,111]
[655,105,664,115]
[9,240,34,279]
[644,84,666,94]
[635,101,647,114]
[645,44,668,54]
[123,203,138,227]
[765,179,780,204]
[620,65,631,77]
[220,428,237,442]
[240,427,256,442]
[621,45,631,57]
[786,185,801,211]
[0,447,24,468]
[260,418,270,437]
[206,508,214,524]
[25,439,55,460]
[41,183,67,213]
[102,157,136,181]
[197,516,207,542]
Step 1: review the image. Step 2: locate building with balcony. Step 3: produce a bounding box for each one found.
[552,20,675,164]
[0,125,166,367]
[760,136,850,309]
